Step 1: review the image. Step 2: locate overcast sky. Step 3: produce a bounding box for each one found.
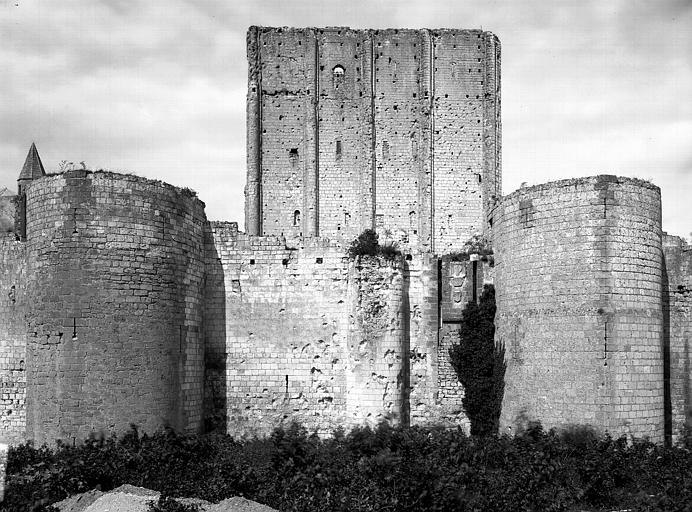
[1,0,690,237]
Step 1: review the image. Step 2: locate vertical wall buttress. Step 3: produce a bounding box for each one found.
[245,26,262,235]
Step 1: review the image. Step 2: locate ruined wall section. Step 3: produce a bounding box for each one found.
[205,227,454,436]
[206,227,351,437]
[249,27,501,254]
[25,171,206,445]
[206,225,418,436]
[318,28,375,240]
[0,192,15,234]
[0,235,26,444]
[346,256,408,424]
[432,31,500,253]
[662,234,692,441]
[373,30,427,246]
[495,176,664,442]
[253,28,318,241]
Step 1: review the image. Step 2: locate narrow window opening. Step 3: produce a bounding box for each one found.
[316,257,323,264]
[288,148,298,167]
[382,140,390,160]
[335,140,342,160]
[293,210,301,226]
[249,259,255,265]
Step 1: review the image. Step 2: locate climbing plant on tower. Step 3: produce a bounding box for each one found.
[449,284,505,436]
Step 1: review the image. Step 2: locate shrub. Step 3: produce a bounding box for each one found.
[347,229,379,258]
[448,284,505,436]
[347,229,400,260]
[4,422,692,512]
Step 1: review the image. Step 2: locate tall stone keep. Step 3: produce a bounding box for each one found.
[245,27,501,254]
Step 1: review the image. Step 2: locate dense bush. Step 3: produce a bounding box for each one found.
[347,229,400,260]
[449,284,505,435]
[3,422,692,512]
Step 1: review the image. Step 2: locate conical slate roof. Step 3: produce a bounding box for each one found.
[18,142,46,180]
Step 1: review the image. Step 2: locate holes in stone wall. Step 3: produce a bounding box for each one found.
[8,285,16,304]
[344,212,351,225]
[316,257,323,264]
[249,259,256,265]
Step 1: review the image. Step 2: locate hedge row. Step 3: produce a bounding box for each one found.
[3,422,692,512]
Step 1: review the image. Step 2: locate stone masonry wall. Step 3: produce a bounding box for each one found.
[246,27,501,253]
[205,226,351,437]
[0,235,26,444]
[495,176,665,442]
[434,258,492,430]
[24,171,206,445]
[204,224,448,437]
[663,234,692,441]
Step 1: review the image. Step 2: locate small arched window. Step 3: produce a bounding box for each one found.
[293,210,301,226]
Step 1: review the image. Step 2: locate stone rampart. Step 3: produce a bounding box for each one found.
[663,234,692,441]
[24,171,206,445]
[494,176,664,441]
[204,224,449,436]
[0,235,26,444]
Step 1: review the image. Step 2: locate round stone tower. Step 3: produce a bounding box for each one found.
[493,175,665,442]
[24,170,206,445]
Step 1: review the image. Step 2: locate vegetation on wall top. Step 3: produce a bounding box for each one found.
[347,229,400,260]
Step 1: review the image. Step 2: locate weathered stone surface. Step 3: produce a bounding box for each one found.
[246,27,501,253]
[662,234,692,443]
[24,171,206,445]
[0,27,689,464]
[494,176,665,442]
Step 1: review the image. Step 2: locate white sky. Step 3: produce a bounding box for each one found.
[1,0,690,237]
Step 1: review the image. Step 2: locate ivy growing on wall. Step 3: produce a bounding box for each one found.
[449,284,505,436]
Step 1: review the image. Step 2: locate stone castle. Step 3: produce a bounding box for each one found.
[0,27,689,448]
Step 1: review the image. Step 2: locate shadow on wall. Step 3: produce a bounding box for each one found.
[401,260,411,427]
[662,259,673,446]
[203,226,227,433]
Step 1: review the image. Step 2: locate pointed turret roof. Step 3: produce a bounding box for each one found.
[18,142,46,181]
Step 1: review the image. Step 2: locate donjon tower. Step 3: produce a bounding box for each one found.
[245,27,501,253]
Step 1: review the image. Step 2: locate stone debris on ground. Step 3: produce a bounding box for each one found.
[51,485,279,512]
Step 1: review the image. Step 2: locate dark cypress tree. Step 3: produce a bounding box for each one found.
[449,284,505,436]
